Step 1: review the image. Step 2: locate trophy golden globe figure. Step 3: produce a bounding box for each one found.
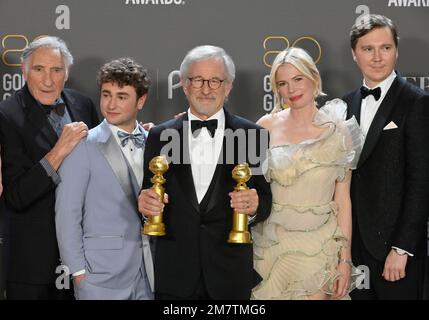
[143,155,168,236]
[228,163,252,244]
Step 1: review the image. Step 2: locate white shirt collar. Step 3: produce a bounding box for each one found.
[363,70,396,100]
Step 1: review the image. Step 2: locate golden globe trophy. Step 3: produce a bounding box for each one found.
[228,163,252,244]
[143,155,169,236]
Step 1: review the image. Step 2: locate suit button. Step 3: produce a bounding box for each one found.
[200,224,206,229]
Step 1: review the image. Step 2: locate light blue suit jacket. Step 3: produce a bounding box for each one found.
[55,120,154,293]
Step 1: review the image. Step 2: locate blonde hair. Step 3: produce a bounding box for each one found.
[270,47,325,113]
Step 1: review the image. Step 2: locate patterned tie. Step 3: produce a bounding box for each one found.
[360,86,381,101]
[190,119,218,138]
[117,131,145,148]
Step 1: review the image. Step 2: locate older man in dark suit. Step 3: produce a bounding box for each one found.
[0,36,99,299]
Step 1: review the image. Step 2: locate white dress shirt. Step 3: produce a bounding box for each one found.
[360,70,396,139]
[188,108,225,204]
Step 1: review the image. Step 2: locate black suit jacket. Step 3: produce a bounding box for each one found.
[343,74,429,261]
[142,109,272,299]
[0,84,99,284]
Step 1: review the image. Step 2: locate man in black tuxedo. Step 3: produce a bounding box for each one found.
[343,14,429,299]
[0,36,99,299]
[138,45,271,299]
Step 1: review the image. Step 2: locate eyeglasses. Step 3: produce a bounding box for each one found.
[187,77,225,89]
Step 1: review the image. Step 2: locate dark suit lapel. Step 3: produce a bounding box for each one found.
[61,89,79,121]
[200,163,225,213]
[357,76,406,168]
[347,90,362,124]
[20,85,58,148]
[168,114,200,214]
[204,109,236,214]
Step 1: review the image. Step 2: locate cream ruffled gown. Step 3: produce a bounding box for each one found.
[252,99,363,300]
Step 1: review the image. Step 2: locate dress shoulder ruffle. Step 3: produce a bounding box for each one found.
[263,99,363,185]
[314,98,364,170]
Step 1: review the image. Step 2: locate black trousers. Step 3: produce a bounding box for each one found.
[6,281,74,300]
[155,276,211,300]
[351,227,426,300]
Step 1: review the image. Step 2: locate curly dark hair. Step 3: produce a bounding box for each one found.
[97,57,151,98]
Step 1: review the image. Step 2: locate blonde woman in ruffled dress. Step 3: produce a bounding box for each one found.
[252,47,363,300]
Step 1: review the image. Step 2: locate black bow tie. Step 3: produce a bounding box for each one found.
[190,119,218,138]
[42,102,66,116]
[360,86,381,101]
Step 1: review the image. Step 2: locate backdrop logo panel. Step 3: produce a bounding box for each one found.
[262,35,323,113]
[0,34,46,100]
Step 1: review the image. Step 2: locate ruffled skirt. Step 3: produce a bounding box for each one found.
[251,202,358,300]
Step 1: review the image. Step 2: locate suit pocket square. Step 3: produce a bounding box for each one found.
[383,121,398,130]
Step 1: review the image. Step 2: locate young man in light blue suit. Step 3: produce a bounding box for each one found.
[55,58,154,300]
